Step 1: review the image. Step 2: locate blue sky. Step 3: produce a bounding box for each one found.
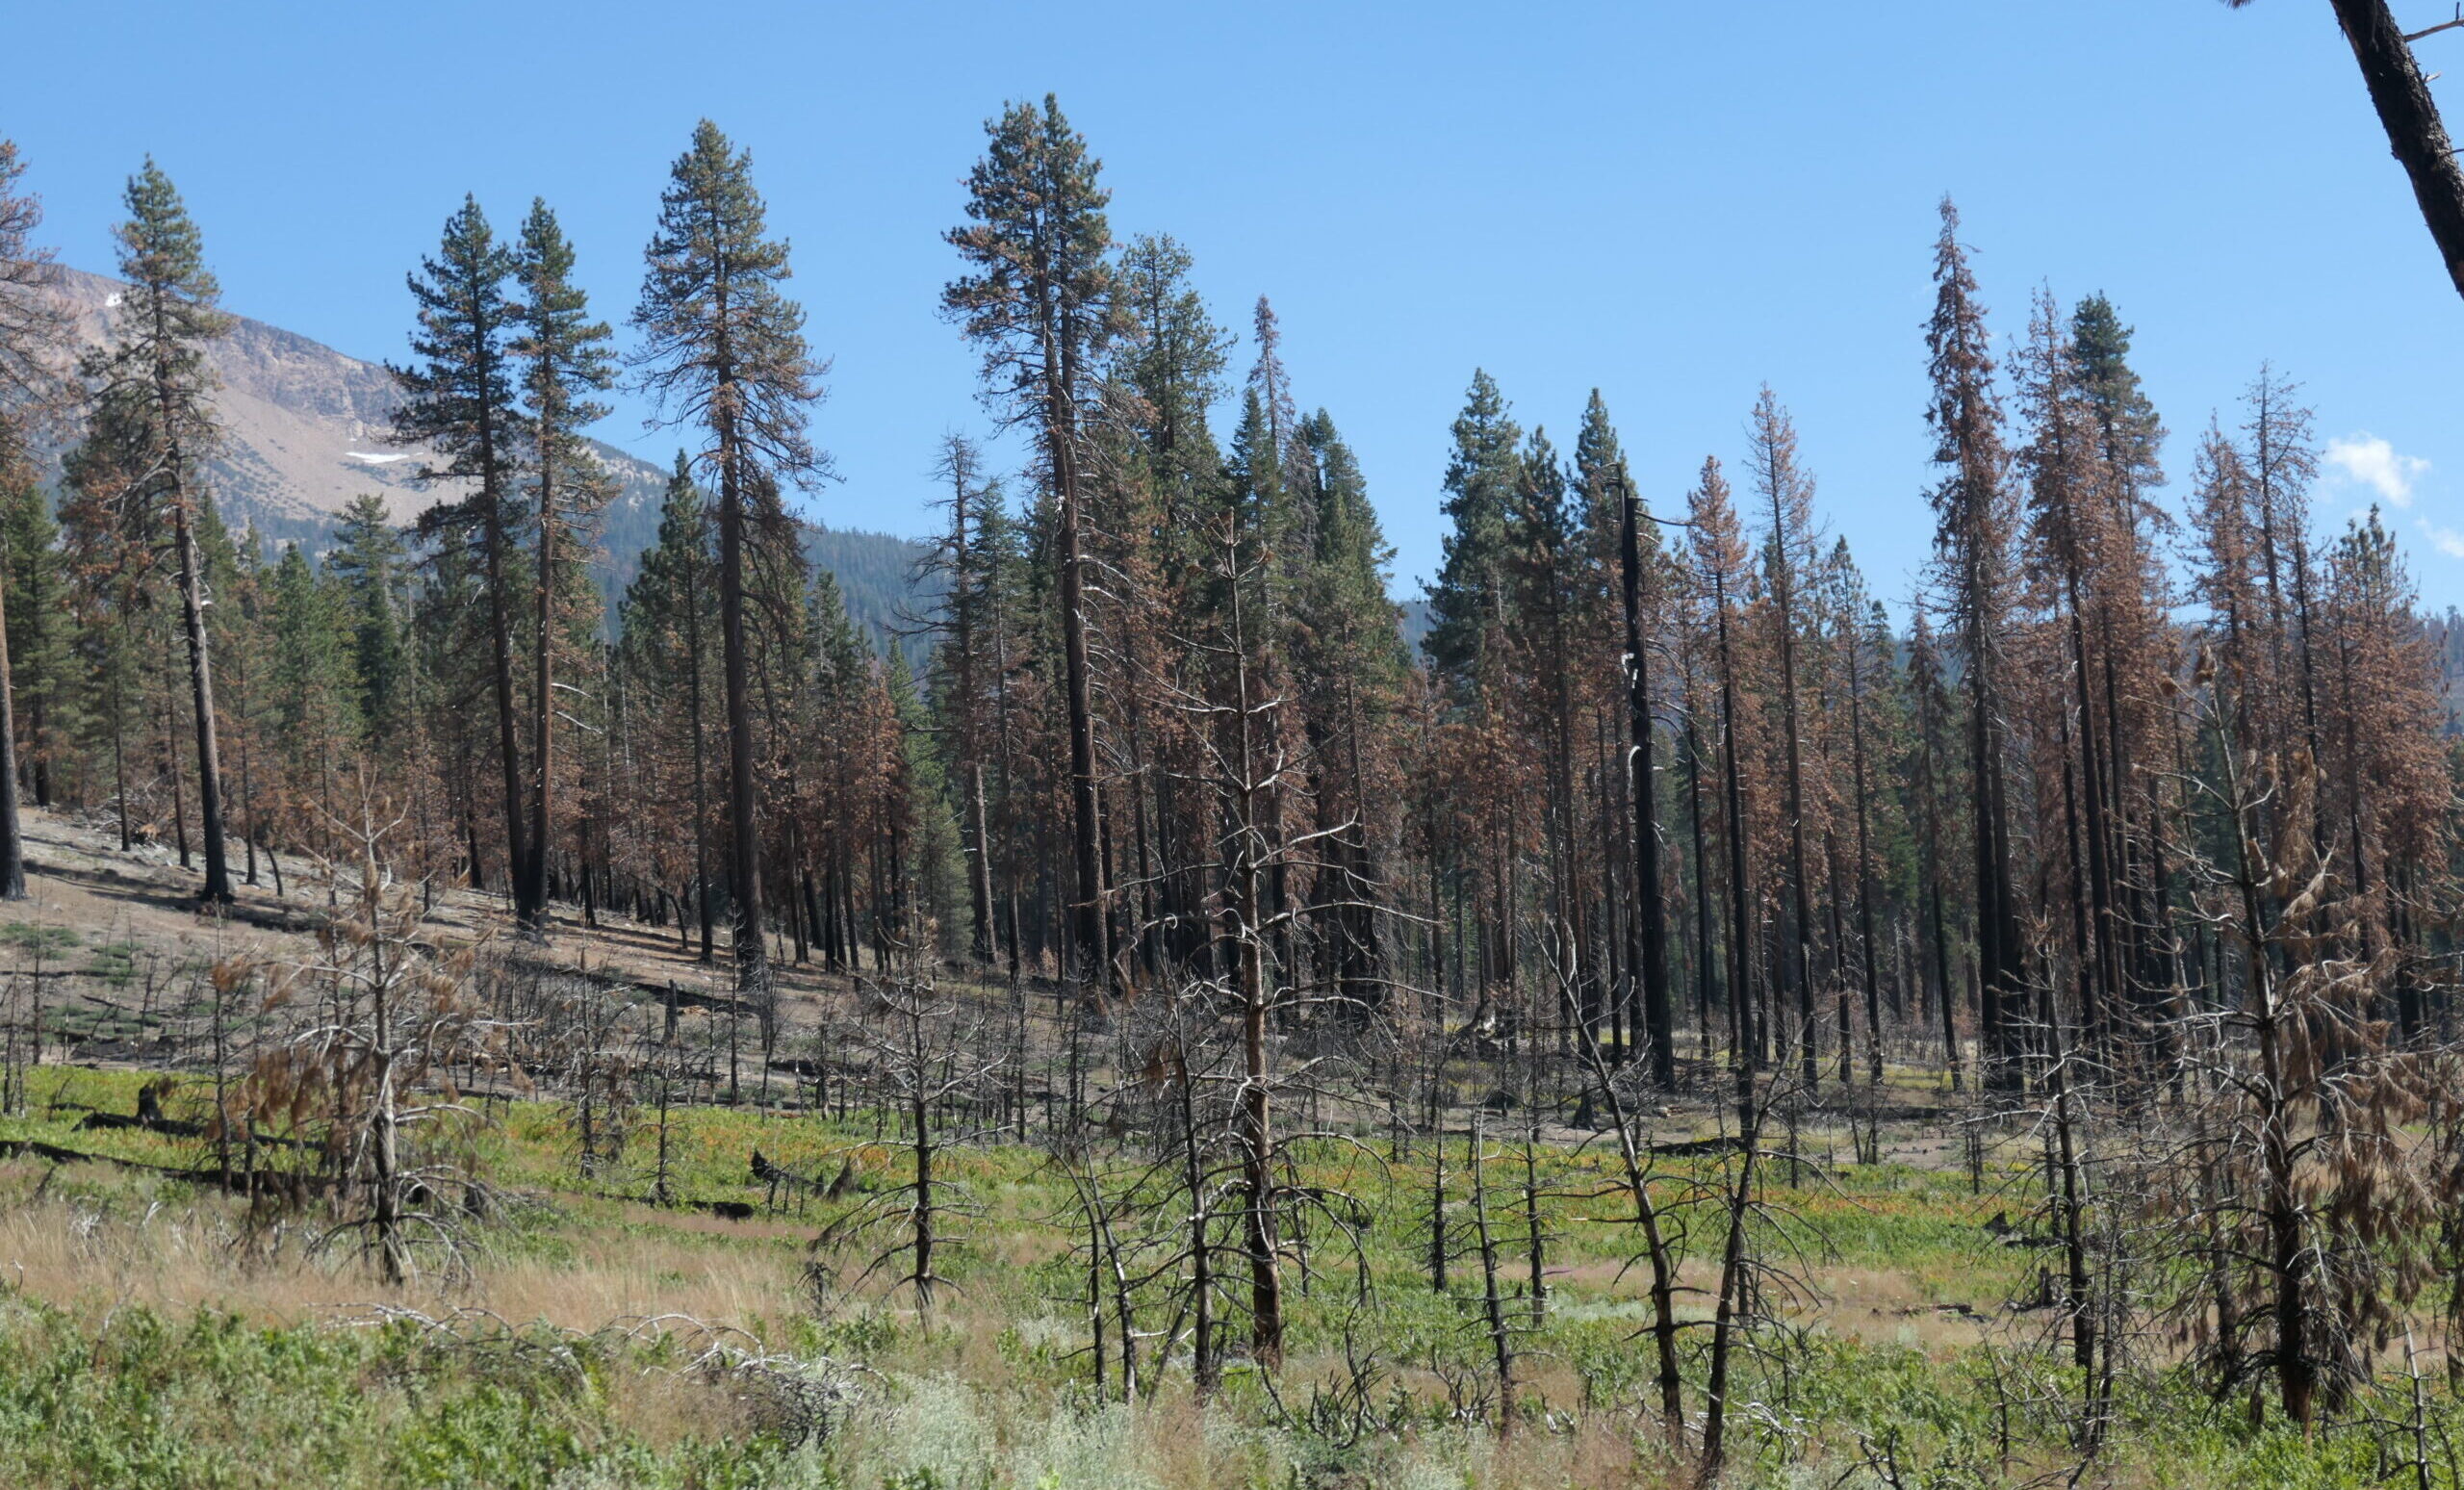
[13,2,2464,611]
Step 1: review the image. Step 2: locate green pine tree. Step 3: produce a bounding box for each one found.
[0,470,75,811]
[1116,233,1231,532]
[392,194,532,919]
[616,453,719,961]
[74,160,237,901]
[634,119,825,998]
[1291,407,1407,1007]
[267,543,357,784]
[886,640,967,960]
[512,197,616,934]
[946,93,1118,990]
[2068,294,2166,500]
[1424,369,1524,682]
[0,141,69,897]
[325,495,408,744]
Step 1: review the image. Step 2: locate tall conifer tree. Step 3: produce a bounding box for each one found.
[325,495,408,745]
[1425,370,1523,681]
[1291,408,1405,1011]
[634,121,827,999]
[1751,387,1823,1081]
[1618,453,1674,1085]
[1921,197,2022,1082]
[392,196,530,914]
[944,95,1117,991]
[0,140,68,899]
[513,198,615,936]
[0,141,66,468]
[1688,458,1759,1069]
[78,161,236,902]
[617,455,719,961]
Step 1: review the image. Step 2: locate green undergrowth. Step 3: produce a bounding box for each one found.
[0,1064,2451,1488]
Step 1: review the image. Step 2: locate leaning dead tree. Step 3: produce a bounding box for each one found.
[2228,0,2464,300]
[1566,992,1692,1451]
[1697,1043,1828,1485]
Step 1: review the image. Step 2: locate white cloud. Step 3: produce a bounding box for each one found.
[2416,519,2464,560]
[2325,433,2428,509]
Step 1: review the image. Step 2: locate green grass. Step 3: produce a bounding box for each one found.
[0,1298,826,1490]
[0,923,80,955]
[0,1063,2451,1488]
[81,941,144,989]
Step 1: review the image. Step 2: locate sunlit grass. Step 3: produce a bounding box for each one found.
[0,1059,2446,1488]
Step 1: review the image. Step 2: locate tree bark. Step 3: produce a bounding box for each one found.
[1763,482,1818,1083]
[1051,333,1109,994]
[169,498,230,903]
[1846,633,1884,1086]
[0,575,23,900]
[147,272,233,905]
[2328,0,2464,301]
[718,460,765,1000]
[1622,482,1674,1086]
[523,438,555,936]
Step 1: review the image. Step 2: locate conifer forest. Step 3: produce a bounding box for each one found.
[7,4,2464,1486]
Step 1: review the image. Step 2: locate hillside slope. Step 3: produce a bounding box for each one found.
[44,267,934,653]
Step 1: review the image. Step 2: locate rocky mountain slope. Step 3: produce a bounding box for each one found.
[44,266,933,648]
[51,265,469,536]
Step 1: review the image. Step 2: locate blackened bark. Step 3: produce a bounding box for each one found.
[523,433,555,935]
[1620,481,1673,1085]
[2327,0,2464,300]
[0,576,22,900]
[170,495,230,903]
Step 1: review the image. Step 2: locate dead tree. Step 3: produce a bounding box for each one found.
[1172,521,1300,1370]
[2228,0,2464,301]
[1697,1044,1825,1484]
[1043,1116,1150,1405]
[639,1013,686,1208]
[1464,1112,1538,1440]
[1090,974,1247,1401]
[814,971,1003,1331]
[273,778,517,1284]
[2162,677,2437,1427]
[1618,461,1677,1086]
[1569,998,1693,1450]
[1975,978,2124,1458]
[546,975,636,1181]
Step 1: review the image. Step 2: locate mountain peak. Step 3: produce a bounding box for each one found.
[50,265,460,535]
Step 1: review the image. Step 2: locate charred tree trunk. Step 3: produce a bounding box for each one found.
[0,577,23,901]
[716,424,767,1003]
[1051,341,1109,997]
[523,442,556,937]
[1621,478,1674,1085]
[169,495,230,903]
[2323,0,2464,301]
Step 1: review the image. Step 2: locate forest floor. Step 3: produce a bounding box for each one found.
[0,808,2435,1487]
[0,805,1969,1162]
[0,803,878,1070]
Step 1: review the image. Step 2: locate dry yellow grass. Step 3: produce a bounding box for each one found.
[0,1162,803,1336]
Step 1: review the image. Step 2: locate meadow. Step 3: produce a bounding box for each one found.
[0,1061,2447,1490]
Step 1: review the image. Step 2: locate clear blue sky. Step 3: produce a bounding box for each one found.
[13,2,2464,612]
